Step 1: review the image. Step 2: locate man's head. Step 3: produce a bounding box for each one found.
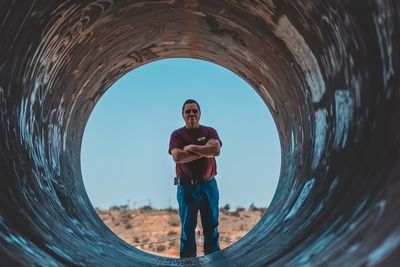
[182,99,201,129]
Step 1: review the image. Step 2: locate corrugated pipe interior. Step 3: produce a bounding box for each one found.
[0,1,399,266]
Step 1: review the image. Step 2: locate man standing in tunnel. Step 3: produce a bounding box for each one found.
[168,99,222,258]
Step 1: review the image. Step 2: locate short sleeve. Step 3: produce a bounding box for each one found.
[209,128,222,147]
[168,131,184,154]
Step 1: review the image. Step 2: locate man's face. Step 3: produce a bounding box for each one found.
[182,103,201,129]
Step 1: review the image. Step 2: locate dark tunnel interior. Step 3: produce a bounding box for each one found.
[0,1,399,266]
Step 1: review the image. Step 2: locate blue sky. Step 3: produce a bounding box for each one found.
[81,58,281,210]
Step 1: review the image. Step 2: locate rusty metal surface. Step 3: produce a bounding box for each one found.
[0,0,399,266]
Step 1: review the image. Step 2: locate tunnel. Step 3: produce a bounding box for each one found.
[0,0,399,266]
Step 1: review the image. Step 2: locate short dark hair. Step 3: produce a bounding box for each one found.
[182,99,201,113]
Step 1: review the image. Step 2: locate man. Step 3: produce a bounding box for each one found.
[168,99,222,258]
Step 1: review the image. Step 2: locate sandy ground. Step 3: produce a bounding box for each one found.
[97,208,265,258]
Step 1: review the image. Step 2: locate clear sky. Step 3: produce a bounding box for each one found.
[81,58,281,210]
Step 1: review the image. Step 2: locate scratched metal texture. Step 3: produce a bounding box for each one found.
[0,0,399,266]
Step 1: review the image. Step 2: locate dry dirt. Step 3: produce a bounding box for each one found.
[97,208,265,258]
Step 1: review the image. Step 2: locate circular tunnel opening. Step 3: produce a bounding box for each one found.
[80,57,281,258]
[1,1,399,266]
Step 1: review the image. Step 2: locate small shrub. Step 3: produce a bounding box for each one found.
[119,204,128,211]
[220,204,230,212]
[167,231,178,236]
[259,207,267,214]
[172,209,178,214]
[221,235,231,242]
[236,207,245,212]
[170,221,179,227]
[156,245,166,252]
[231,211,240,217]
[108,204,129,211]
[139,205,154,211]
[165,207,178,213]
[109,205,121,211]
[249,203,259,211]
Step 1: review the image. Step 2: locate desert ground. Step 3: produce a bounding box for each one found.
[96,206,266,257]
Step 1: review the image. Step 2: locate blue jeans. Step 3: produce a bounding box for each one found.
[177,177,220,258]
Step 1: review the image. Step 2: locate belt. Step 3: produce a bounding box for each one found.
[174,176,214,186]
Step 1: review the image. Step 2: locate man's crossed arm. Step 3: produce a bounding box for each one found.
[170,139,221,164]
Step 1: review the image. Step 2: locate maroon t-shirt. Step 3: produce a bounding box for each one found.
[169,125,222,182]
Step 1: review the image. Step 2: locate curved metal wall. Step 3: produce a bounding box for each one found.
[0,1,399,266]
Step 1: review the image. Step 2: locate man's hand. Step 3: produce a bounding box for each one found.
[206,139,220,147]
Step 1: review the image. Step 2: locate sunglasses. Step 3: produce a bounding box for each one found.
[184,109,199,114]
